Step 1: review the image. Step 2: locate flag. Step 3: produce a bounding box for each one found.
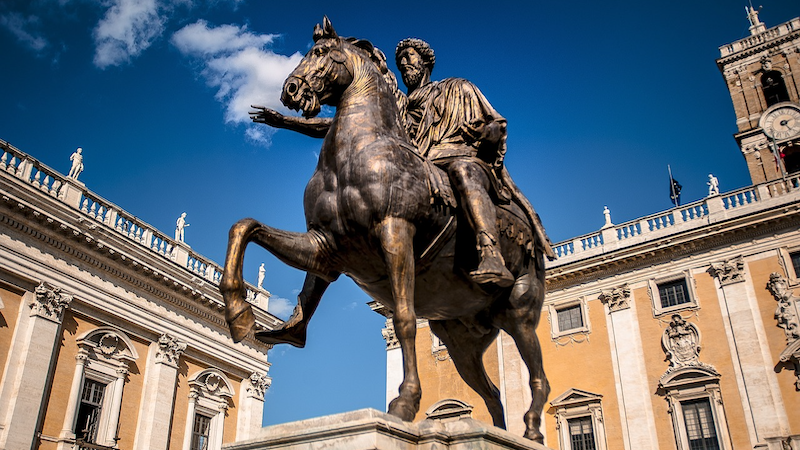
[669,178,682,206]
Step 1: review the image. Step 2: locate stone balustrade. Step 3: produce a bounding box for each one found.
[0,139,257,301]
[718,18,800,57]
[549,174,800,268]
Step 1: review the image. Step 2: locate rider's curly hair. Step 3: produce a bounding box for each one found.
[395,38,435,72]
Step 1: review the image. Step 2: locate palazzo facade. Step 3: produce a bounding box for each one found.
[383,12,800,450]
[0,139,280,450]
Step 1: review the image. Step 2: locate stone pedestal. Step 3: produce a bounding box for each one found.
[224,408,554,450]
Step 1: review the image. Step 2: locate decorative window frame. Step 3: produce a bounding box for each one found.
[778,247,800,286]
[659,368,731,450]
[181,368,234,450]
[648,272,699,317]
[58,327,139,449]
[548,297,591,340]
[425,398,474,422]
[550,388,607,450]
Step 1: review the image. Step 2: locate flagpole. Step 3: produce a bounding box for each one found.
[668,165,678,207]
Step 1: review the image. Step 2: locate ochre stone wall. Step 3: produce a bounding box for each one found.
[0,285,22,385]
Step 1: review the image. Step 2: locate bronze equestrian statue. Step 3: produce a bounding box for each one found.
[220,17,553,442]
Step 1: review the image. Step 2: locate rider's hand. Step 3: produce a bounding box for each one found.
[250,105,285,127]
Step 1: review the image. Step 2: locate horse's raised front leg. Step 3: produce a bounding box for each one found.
[255,273,330,348]
[220,218,338,343]
[380,217,420,422]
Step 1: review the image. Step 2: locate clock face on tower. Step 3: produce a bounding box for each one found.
[761,104,800,140]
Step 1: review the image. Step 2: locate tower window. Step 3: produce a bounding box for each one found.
[762,71,790,106]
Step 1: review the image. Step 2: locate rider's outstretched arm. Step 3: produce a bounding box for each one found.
[250,106,332,138]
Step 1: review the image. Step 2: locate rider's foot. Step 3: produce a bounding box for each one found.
[470,242,514,288]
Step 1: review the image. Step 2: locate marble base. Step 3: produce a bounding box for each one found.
[224,409,553,450]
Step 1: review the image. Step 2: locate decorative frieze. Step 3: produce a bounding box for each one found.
[767,273,800,390]
[599,284,631,313]
[708,256,747,286]
[30,281,72,322]
[155,333,187,367]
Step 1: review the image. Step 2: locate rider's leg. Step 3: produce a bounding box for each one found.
[447,160,514,287]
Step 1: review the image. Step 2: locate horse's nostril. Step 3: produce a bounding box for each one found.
[286,81,298,95]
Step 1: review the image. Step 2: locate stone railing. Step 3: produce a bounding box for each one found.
[718,17,800,57]
[549,174,800,268]
[0,139,256,300]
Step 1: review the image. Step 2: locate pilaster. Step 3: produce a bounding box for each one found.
[0,282,72,450]
[132,333,187,450]
[709,257,790,447]
[237,371,271,441]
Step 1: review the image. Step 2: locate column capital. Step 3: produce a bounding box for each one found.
[30,281,72,323]
[154,333,187,367]
[246,371,272,399]
[598,284,631,313]
[708,255,747,286]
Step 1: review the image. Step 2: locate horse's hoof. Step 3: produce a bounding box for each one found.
[523,429,544,444]
[387,397,418,422]
[227,305,256,343]
[255,327,307,348]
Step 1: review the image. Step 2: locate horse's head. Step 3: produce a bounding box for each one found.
[281,17,377,118]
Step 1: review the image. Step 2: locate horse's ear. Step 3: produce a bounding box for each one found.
[351,38,374,55]
[313,23,323,42]
[322,16,338,39]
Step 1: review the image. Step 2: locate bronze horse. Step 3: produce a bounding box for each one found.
[219,18,550,442]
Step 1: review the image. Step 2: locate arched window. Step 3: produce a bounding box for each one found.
[59,327,139,447]
[182,369,234,450]
[761,71,790,106]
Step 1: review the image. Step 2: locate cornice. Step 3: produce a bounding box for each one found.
[716,24,800,68]
[546,203,800,291]
[0,193,276,353]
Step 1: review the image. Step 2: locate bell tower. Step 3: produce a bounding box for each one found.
[717,8,800,184]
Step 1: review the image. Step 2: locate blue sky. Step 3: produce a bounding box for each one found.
[1,0,797,427]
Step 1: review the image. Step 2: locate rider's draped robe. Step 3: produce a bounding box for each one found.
[404,77,555,258]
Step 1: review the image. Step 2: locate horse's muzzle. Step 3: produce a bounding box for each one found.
[281,76,320,118]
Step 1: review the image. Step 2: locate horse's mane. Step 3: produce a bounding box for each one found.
[344,37,408,130]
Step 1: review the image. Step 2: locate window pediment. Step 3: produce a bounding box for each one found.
[550,388,603,409]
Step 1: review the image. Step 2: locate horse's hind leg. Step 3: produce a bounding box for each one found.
[498,271,549,443]
[429,319,505,429]
[255,273,329,348]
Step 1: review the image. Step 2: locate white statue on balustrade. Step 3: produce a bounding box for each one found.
[175,212,189,242]
[601,206,613,229]
[68,147,84,180]
[257,263,266,290]
[707,174,719,197]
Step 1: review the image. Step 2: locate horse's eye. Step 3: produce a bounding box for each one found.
[313,47,325,56]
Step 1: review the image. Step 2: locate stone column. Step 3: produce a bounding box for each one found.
[709,256,791,448]
[236,372,271,441]
[132,333,187,450]
[58,351,90,440]
[381,322,402,409]
[600,284,660,450]
[0,282,72,450]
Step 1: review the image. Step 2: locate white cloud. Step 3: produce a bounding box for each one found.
[268,296,294,320]
[93,0,165,68]
[1,13,48,53]
[172,20,302,143]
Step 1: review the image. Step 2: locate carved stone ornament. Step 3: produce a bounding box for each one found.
[30,281,73,322]
[708,256,746,286]
[382,325,399,350]
[155,333,187,366]
[598,284,631,313]
[662,314,716,376]
[247,371,272,398]
[767,273,800,390]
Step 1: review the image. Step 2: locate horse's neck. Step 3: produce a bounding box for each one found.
[334,61,404,139]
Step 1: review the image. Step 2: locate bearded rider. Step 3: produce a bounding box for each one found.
[251,38,553,288]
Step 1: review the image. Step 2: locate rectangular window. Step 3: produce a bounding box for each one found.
[557,304,584,332]
[682,398,720,450]
[191,414,212,450]
[658,279,690,308]
[790,251,800,278]
[568,416,597,450]
[75,378,106,443]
